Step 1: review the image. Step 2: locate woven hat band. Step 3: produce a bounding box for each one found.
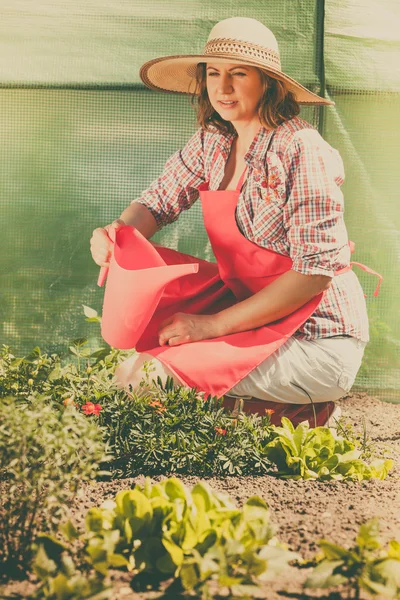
[204,38,281,71]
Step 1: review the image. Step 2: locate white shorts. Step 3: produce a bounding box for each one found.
[228,336,366,404]
[115,336,366,405]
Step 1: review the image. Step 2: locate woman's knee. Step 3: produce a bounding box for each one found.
[115,352,181,390]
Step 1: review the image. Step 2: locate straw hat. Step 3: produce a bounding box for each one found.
[140,17,333,106]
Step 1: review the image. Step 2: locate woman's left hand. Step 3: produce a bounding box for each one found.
[158,313,219,347]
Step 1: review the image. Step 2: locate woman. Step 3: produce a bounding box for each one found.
[90,17,372,426]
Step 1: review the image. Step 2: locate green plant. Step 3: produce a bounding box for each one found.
[0,338,129,411]
[31,535,111,600]
[305,519,400,599]
[0,305,132,411]
[265,418,393,481]
[33,477,297,599]
[100,375,274,478]
[334,415,379,462]
[0,395,107,580]
[0,335,276,478]
[0,306,394,483]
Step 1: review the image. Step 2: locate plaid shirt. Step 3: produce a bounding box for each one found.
[135,116,369,341]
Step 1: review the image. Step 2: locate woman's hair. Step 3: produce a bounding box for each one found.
[193,63,300,134]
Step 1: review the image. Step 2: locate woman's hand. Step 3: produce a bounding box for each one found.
[158,313,219,347]
[90,219,125,267]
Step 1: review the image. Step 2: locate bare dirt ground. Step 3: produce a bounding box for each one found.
[2,392,400,599]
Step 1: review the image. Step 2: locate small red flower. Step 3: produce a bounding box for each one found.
[82,402,102,416]
[265,408,275,416]
[215,427,227,436]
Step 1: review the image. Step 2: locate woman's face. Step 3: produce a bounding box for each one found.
[205,62,265,125]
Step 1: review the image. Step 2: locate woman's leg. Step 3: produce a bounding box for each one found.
[115,352,183,390]
[227,336,366,404]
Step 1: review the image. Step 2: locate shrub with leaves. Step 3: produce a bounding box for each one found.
[32,536,111,600]
[33,477,297,599]
[305,519,400,599]
[265,418,393,481]
[0,305,394,483]
[0,339,129,411]
[100,376,274,478]
[0,338,275,478]
[0,395,107,579]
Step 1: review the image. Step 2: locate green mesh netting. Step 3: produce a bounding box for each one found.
[1,0,399,401]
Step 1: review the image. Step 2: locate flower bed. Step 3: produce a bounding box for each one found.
[1,318,399,599]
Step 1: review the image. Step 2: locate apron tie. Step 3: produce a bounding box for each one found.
[350,262,383,297]
[334,241,383,297]
[334,262,382,297]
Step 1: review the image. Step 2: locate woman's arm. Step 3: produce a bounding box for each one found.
[119,202,158,239]
[131,128,206,230]
[213,269,331,336]
[209,131,343,338]
[158,270,331,346]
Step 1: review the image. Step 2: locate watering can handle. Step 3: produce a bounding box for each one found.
[97,266,108,287]
[97,223,120,287]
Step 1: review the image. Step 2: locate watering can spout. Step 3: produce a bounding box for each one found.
[99,226,198,349]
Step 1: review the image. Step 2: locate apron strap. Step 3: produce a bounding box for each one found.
[350,262,383,297]
[334,241,383,297]
[235,166,248,192]
[335,262,383,297]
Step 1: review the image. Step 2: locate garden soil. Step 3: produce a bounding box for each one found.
[2,392,400,600]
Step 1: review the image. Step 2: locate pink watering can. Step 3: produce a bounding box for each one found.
[98,226,198,349]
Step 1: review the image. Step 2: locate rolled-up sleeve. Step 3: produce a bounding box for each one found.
[282,129,350,276]
[132,128,205,229]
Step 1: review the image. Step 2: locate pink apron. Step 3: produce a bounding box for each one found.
[101,169,381,400]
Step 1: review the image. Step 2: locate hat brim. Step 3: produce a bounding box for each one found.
[140,55,334,106]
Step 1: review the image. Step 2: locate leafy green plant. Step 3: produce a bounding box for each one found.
[31,535,111,600]
[33,477,297,599]
[265,418,393,481]
[305,519,400,599]
[0,332,275,479]
[334,415,379,462]
[0,306,394,483]
[100,375,274,478]
[0,338,129,412]
[0,395,107,580]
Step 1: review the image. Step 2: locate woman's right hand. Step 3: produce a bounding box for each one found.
[90,219,125,267]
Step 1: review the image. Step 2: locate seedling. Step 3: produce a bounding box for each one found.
[305,519,400,599]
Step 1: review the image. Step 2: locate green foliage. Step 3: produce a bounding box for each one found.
[265,418,393,481]
[305,519,400,599]
[0,334,275,479]
[0,337,130,410]
[0,306,394,483]
[334,415,382,463]
[0,395,107,580]
[101,375,274,478]
[32,535,111,600]
[33,477,297,599]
